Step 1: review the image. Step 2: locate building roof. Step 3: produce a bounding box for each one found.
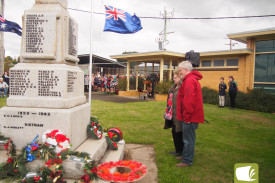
[228,27,275,43]
[78,54,126,68]
[110,50,185,59]
[110,49,253,60]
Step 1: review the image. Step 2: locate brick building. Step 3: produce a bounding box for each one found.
[111,27,275,94]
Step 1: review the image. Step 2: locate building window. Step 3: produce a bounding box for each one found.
[201,60,211,67]
[213,60,224,67]
[256,40,275,53]
[254,53,275,82]
[254,84,275,93]
[226,59,239,66]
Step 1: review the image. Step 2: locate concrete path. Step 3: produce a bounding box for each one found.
[124,144,158,183]
[85,92,146,103]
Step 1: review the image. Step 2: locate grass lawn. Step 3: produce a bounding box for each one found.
[90,100,275,183]
[0,97,274,182]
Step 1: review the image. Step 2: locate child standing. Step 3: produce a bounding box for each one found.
[218,77,227,108]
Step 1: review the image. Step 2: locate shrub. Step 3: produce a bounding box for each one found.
[155,81,174,95]
[201,87,275,113]
[118,77,145,91]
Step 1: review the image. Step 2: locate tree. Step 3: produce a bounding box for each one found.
[4,56,19,71]
[116,51,138,63]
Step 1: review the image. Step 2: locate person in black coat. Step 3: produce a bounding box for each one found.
[228,76,238,110]
[2,71,9,94]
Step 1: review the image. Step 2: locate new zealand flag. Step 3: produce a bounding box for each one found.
[0,15,22,36]
[104,5,142,34]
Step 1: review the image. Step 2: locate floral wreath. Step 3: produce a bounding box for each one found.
[42,130,71,154]
[0,135,20,179]
[106,128,123,150]
[88,117,103,139]
[0,135,16,157]
[97,160,147,182]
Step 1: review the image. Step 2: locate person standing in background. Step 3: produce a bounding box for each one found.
[2,72,9,94]
[228,76,238,110]
[164,69,184,157]
[84,75,89,92]
[218,77,227,108]
[91,74,94,91]
[176,61,204,167]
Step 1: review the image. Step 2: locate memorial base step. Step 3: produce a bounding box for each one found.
[0,103,90,150]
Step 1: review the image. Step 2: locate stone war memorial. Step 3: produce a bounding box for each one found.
[0,0,145,182]
[0,0,89,150]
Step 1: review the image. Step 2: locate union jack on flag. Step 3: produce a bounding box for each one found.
[105,5,126,22]
[104,5,142,34]
[0,14,22,36]
[0,15,5,22]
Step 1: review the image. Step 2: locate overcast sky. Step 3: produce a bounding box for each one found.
[3,0,275,60]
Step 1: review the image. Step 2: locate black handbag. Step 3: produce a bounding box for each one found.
[185,50,200,67]
[164,119,173,129]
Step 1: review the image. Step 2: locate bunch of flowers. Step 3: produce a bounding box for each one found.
[79,161,98,183]
[97,160,147,182]
[106,128,123,150]
[40,158,65,183]
[19,176,42,183]
[42,130,71,154]
[88,117,103,139]
[19,172,43,183]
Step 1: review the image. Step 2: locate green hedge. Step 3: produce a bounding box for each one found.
[202,87,275,113]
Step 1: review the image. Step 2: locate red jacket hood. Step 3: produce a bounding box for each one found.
[183,70,203,81]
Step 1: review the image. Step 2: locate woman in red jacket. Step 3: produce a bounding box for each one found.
[176,61,204,167]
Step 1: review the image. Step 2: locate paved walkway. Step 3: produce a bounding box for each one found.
[124,144,158,183]
[85,92,147,103]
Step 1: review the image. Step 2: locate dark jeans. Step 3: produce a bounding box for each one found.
[182,122,198,164]
[229,92,237,108]
[0,88,7,96]
[172,126,183,154]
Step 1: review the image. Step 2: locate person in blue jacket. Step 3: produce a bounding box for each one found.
[228,76,238,110]
[218,77,227,108]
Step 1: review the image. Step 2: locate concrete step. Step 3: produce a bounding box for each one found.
[95,142,126,183]
[75,135,108,162]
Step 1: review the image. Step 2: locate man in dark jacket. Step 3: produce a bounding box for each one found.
[176,61,204,167]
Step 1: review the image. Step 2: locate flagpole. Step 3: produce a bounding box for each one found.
[88,0,93,105]
[0,0,4,76]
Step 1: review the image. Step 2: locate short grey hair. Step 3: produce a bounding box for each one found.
[179,61,193,71]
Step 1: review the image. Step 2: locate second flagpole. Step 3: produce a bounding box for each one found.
[88,0,93,106]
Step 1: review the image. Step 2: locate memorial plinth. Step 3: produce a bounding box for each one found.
[0,0,89,150]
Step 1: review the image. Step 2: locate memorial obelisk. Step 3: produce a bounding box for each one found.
[0,0,90,150]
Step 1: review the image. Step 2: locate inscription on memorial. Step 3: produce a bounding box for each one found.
[68,18,77,56]
[3,111,53,130]
[24,13,56,55]
[10,70,36,96]
[67,71,77,92]
[38,70,61,97]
